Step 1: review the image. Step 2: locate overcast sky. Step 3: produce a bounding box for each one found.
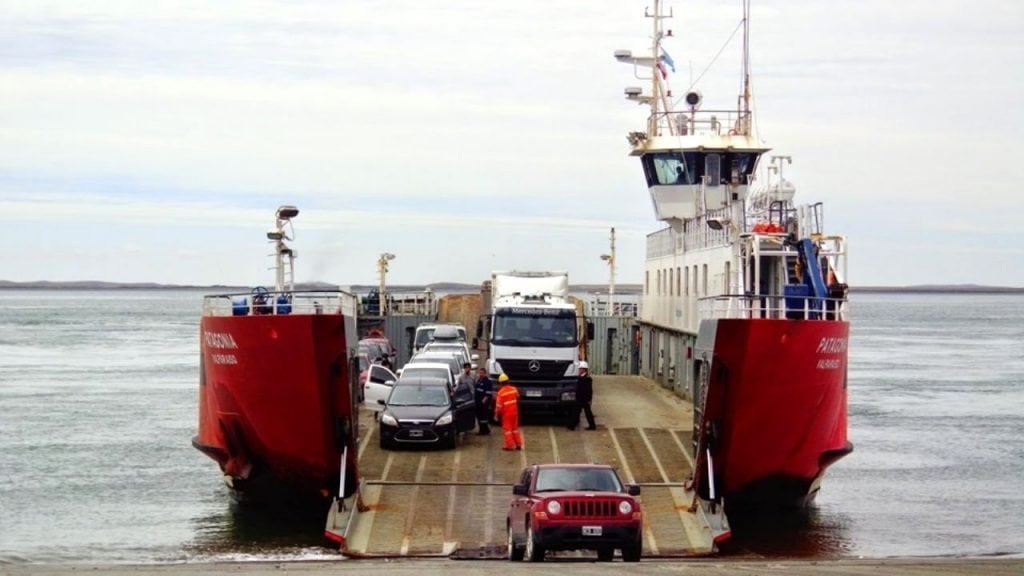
[1,0,1021,287]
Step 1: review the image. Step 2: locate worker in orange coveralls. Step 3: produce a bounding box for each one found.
[494,373,523,451]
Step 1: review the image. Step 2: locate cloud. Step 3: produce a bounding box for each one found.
[1,0,1022,286]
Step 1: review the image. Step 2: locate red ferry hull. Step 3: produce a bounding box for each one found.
[193,313,358,502]
[698,318,852,511]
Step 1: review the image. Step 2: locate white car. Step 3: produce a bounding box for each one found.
[413,323,468,354]
[398,362,455,392]
[422,341,479,368]
[363,363,398,412]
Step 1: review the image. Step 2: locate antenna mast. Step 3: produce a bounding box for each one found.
[646,0,674,135]
[741,0,751,116]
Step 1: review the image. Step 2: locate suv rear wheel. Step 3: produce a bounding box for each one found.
[507,522,524,561]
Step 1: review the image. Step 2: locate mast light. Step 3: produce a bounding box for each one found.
[276,205,299,220]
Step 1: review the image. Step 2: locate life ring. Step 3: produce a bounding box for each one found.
[728,128,738,135]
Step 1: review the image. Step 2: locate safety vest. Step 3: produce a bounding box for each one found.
[495,385,519,416]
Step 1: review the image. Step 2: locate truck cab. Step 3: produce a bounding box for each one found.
[482,272,591,412]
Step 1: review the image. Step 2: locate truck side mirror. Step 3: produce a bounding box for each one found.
[627,484,641,496]
[586,322,595,340]
[512,484,528,496]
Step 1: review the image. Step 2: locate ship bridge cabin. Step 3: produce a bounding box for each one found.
[640,148,762,221]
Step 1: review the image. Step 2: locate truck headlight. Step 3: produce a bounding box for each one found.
[435,412,453,426]
[561,391,576,402]
[546,500,561,515]
[489,359,503,375]
[380,413,397,426]
[563,362,578,377]
[618,500,633,515]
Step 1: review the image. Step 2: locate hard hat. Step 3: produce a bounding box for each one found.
[498,373,510,383]
[579,361,589,371]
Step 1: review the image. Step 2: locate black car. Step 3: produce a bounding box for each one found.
[378,377,476,449]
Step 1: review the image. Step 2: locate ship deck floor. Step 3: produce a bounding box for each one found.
[336,375,720,559]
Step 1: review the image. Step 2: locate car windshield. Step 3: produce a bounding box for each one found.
[388,385,450,407]
[534,468,623,493]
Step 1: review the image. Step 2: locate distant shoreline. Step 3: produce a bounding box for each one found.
[0,281,1022,294]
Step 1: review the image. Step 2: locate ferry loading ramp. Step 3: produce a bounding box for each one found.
[326,375,728,559]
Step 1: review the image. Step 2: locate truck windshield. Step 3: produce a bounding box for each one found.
[493,309,577,347]
[415,328,435,349]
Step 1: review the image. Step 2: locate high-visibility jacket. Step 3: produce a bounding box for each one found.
[494,384,519,419]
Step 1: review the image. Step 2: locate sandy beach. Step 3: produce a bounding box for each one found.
[3,557,1022,576]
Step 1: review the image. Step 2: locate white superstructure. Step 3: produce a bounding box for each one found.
[616,0,847,336]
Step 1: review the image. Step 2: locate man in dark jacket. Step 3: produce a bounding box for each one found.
[473,367,493,435]
[568,361,596,430]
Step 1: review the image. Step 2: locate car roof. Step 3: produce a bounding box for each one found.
[402,362,453,370]
[432,325,463,338]
[416,351,462,360]
[533,463,615,471]
[395,375,450,387]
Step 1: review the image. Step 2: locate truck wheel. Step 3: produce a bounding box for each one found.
[525,524,545,562]
[597,547,614,561]
[507,522,524,561]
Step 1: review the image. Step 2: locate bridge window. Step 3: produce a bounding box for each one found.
[642,151,761,186]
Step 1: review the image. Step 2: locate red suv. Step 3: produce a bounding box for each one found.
[506,464,642,562]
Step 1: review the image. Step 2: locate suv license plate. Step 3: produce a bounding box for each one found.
[525,390,542,397]
[582,526,602,537]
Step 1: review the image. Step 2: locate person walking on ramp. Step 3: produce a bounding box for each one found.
[494,373,523,451]
[474,367,493,435]
[568,361,596,430]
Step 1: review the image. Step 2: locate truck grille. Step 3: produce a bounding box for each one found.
[562,498,619,518]
[499,359,571,381]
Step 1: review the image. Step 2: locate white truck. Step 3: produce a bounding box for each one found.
[479,271,592,412]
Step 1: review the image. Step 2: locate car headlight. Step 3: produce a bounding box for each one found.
[546,500,561,515]
[435,412,453,426]
[380,413,397,426]
[618,500,633,515]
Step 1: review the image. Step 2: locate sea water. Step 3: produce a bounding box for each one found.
[0,290,1021,563]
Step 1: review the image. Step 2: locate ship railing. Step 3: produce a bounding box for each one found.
[683,208,731,251]
[357,291,437,317]
[586,294,641,318]
[649,110,752,137]
[699,293,849,322]
[202,290,359,317]
[646,228,675,259]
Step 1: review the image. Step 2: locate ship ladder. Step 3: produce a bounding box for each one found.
[688,357,717,512]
